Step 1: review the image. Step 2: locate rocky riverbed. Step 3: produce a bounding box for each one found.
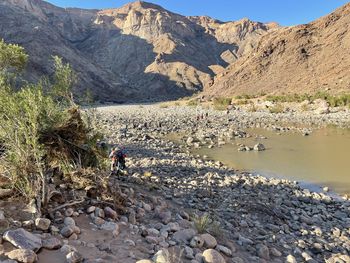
[95,104,350,262]
[0,104,349,263]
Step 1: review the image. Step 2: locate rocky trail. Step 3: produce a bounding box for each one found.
[0,104,349,263]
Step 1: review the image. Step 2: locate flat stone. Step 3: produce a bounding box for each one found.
[35,218,51,231]
[3,228,42,251]
[7,249,37,263]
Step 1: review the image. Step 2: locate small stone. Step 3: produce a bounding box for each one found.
[270,247,282,257]
[86,206,96,214]
[128,210,136,225]
[190,236,204,248]
[66,251,83,263]
[104,207,118,220]
[173,229,196,244]
[93,217,105,226]
[216,245,232,257]
[153,249,168,263]
[94,208,105,219]
[65,208,74,217]
[72,226,81,234]
[7,249,37,263]
[286,255,297,263]
[35,218,51,231]
[254,143,265,151]
[202,249,226,263]
[231,257,244,263]
[136,261,153,263]
[42,237,62,250]
[60,244,77,253]
[146,236,159,244]
[184,246,194,259]
[60,226,74,238]
[200,233,217,249]
[64,217,75,227]
[22,220,34,229]
[68,233,78,240]
[159,211,172,224]
[50,225,59,234]
[257,244,270,260]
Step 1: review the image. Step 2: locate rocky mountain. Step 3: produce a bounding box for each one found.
[205,3,350,97]
[0,0,274,102]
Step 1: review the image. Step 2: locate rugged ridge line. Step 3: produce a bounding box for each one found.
[0,0,272,102]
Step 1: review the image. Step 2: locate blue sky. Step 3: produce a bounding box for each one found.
[46,0,349,26]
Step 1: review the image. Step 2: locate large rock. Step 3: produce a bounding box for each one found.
[3,228,42,251]
[7,249,37,263]
[202,249,226,263]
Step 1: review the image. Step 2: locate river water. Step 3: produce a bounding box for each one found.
[191,127,350,195]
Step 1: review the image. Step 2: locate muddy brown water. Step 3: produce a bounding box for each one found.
[188,128,350,195]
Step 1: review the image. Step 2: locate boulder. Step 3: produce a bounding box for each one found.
[202,249,226,263]
[3,228,42,251]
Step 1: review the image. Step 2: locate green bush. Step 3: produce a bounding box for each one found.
[0,40,102,209]
[213,97,232,110]
[187,99,199,107]
[269,103,284,114]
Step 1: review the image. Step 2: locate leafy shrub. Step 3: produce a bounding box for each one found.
[187,99,199,107]
[269,103,284,113]
[213,97,232,110]
[0,40,102,210]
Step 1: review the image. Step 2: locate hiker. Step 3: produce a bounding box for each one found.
[109,146,126,173]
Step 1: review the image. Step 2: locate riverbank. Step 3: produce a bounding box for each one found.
[95,104,350,262]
